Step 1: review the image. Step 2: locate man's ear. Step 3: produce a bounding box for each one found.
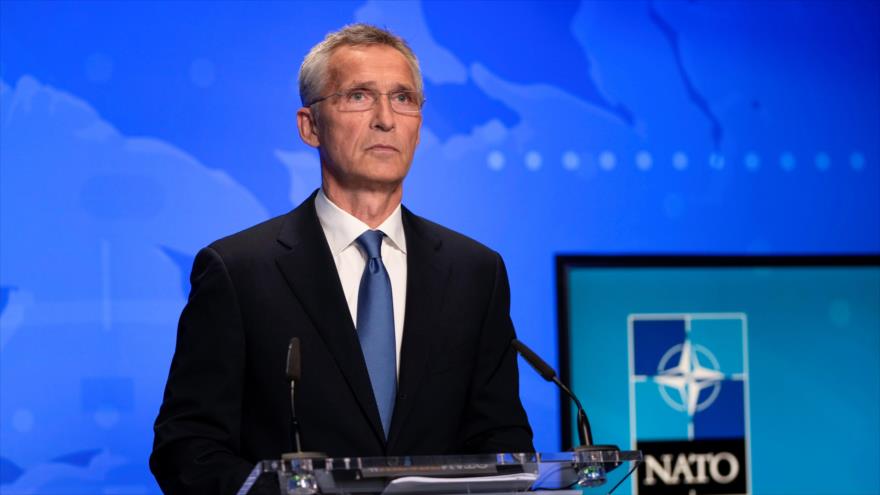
[296,107,321,148]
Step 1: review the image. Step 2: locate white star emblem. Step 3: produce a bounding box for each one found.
[654,340,725,416]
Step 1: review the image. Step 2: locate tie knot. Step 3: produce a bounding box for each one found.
[356,230,385,259]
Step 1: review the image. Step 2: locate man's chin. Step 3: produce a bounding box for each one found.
[358,162,410,186]
[340,173,407,193]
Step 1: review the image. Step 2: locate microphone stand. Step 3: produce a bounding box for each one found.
[282,337,326,461]
[511,339,618,454]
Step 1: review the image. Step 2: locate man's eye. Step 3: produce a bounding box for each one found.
[347,91,370,102]
[393,92,414,103]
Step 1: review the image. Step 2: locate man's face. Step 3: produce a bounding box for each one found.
[304,44,422,191]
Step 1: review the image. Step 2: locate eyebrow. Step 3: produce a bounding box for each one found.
[344,80,415,92]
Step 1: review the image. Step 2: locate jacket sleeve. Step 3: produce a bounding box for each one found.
[459,253,535,454]
[149,247,264,494]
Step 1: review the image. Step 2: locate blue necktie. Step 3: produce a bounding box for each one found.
[355,230,396,438]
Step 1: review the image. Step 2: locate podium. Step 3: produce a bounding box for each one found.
[236,449,642,495]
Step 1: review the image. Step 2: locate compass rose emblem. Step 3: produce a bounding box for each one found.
[654,340,725,416]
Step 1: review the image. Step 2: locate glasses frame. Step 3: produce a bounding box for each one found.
[308,87,426,115]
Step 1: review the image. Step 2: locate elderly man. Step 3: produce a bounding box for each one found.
[150,24,533,494]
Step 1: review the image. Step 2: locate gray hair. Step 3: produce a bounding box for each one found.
[298,23,424,107]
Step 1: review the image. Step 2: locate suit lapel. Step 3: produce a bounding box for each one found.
[387,208,451,450]
[274,193,386,445]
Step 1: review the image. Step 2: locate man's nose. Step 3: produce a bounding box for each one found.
[370,95,396,131]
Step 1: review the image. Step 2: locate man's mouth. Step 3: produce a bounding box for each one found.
[367,144,399,152]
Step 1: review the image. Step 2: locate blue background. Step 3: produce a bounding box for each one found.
[567,266,880,494]
[1,0,878,493]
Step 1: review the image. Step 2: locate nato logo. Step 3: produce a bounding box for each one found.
[628,313,751,495]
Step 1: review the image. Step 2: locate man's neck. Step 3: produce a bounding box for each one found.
[322,182,403,229]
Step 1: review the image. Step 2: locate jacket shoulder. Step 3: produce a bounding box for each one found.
[404,209,500,265]
[206,192,319,262]
[206,213,288,260]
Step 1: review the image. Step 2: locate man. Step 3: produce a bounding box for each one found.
[150,24,533,494]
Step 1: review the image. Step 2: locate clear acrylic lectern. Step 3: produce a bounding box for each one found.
[237,449,642,495]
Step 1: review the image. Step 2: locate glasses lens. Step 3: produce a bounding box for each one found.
[389,91,421,113]
[340,89,375,111]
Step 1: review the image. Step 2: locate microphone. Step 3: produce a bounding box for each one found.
[282,337,325,460]
[286,337,303,452]
[511,338,616,452]
[287,337,302,383]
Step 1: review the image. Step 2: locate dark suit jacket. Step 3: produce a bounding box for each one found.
[150,192,534,494]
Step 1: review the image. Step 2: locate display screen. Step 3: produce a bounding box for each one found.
[558,256,879,494]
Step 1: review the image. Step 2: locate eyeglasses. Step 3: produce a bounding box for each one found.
[308,87,424,114]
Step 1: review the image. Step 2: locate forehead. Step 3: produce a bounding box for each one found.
[325,44,415,89]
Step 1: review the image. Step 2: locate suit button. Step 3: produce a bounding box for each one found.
[399,393,407,400]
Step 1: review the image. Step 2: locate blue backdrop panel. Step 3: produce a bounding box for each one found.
[1,1,878,492]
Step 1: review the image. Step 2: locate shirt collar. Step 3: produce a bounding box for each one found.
[315,188,407,256]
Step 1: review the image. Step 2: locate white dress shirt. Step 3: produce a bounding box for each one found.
[314,189,407,376]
